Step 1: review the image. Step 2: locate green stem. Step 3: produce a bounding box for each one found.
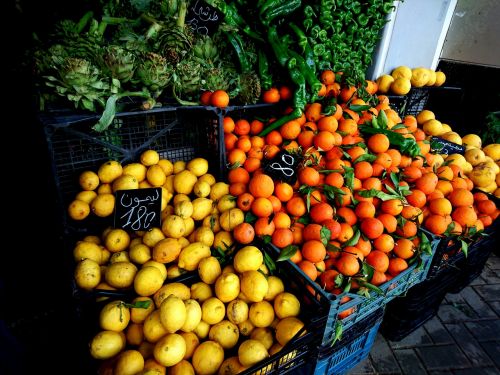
[76,11,94,33]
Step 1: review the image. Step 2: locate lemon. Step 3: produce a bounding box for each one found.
[169,360,195,375]
[129,243,151,265]
[219,208,245,232]
[202,297,226,325]
[192,341,225,375]
[138,341,155,360]
[125,323,143,346]
[198,256,222,284]
[215,272,241,303]
[163,175,175,193]
[217,194,237,212]
[422,119,444,136]
[416,110,435,125]
[209,320,240,349]
[249,301,275,328]
[274,292,301,319]
[139,180,153,189]
[240,271,269,302]
[178,242,211,271]
[143,260,167,281]
[195,227,215,247]
[218,357,247,375]
[190,282,213,303]
[238,339,269,367]
[226,299,249,325]
[130,296,155,324]
[238,320,255,336]
[154,333,186,367]
[469,164,496,187]
[91,193,115,217]
[233,246,263,273]
[75,259,101,290]
[462,134,482,149]
[410,67,430,87]
[181,299,202,333]
[114,350,145,375]
[152,237,181,264]
[376,75,394,94]
[446,153,468,171]
[75,190,97,206]
[98,160,123,183]
[426,70,437,86]
[390,77,411,95]
[191,198,214,221]
[440,132,462,144]
[134,266,164,297]
[275,317,305,346]
[100,300,130,332]
[483,144,500,161]
[105,262,138,288]
[90,330,125,359]
[198,173,216,186]
[187,158,209,177]
[143,310,168,343]
[434,71,446,86]
[140,150,160,166]
[264,276,284,301]
[193,180,211,198]
[79,170,100,191]
[251,328,274,351]
[105,228,130,253]
[147,165,167,187]
[194,320,210,339]
[122,163,147,182]
[210,182,230,202]
[465,148,486,166]
[160,295,187,333]
[173,160,186,174]
[73,241,102,263]
[109,251,129,265]
[180,331,200,360]
[175,200,194,218]
[391,66,412,80]
[213,231,233,251]
[97,183,113,194]
[157,158,174,176]
[112,174,139,192]
[167,264,188,280]
[161,215,186,238]
[154,282,190,307]
[174,170,198,194]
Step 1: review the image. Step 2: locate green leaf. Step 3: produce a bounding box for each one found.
[461,240,469,257]
[245,211,258,223]
[349,104,371,113]
[263,251,276,274]
[391,123,407,130]
[297,216,311,225]
[353,154,377,163]
[343,166,355,190]
[327,242,342,253]
[378,110,389,129]
[334,274,344,288]
[357,189,400,201]
[361,262,375,280]
[277,245,299,261]
[320,226,332,246]
[93,94,119,132]
[344,227,361,247]
[357,279,384,295]
[261,235,272,244]
[331,321,343,345]
[343,279,352,293]
[123,300,151,309]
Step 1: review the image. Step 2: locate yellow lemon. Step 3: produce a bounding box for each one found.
[181,299,203,333]
[174,170,198,194]
[75,190,97,204]
[209,320,240,349]
[130,296,155,324]
[201,297,226,325]
[68,199,90,221]
[112,174,139,192]
[426,70,437,86]
[105,228,131,253]
[100,300,130,332]
[74,259,101,290]
[154,333,186,367]
[98,160,123,183]
[180,331,200,360]
[238,339,269,367]
[250,328,274,351]
[483,144,500,161]
[187,158,209,177]
[226,299,249,325]
[140,150,160,166]
[91,193,115,217]
[173,160,186,174]
[210,182,230,202]
[434,71,446,86]
[90,330,125,359]
[410,67,430,87]
[134,266,164,297]
[416,110,435,125]
[275,317,305,346]
[190,282,213,303]
[422,119,444,136]
[249,301,275,328]
[192,341,225,375]
[274,292,301,319]
[390,77,411,95]
[169,360,195,375]
[79,170,100,191]
[122,163,147,182]
[462,134,482,149]
[114,350,145,375]
[391,66,412,80]
[143,260,167,281]
[198,173,216,186]
[215,272,241,303]
[465,148,486,166]
[376,74,394,94]
[147,165,167,187]
[234,246,264,273]
[105,262,138,289]
[198,256,221,284]
[157,158,174,176]
[73,241,103,263]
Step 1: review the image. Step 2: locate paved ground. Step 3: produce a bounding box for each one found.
[348,253,500,375]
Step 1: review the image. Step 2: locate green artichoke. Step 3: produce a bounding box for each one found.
[135,52,172,97]
[103,45,137,83]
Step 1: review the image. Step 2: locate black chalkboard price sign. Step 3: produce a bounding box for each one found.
[263,150,301,184]
[430,136,466,155]
[185,0,224,36]
[114,188,162,231]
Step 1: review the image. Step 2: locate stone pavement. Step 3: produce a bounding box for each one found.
[348,253,500,375]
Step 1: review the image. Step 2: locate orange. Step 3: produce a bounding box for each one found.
[448,188,474,207]
[335,187,353,207]
[380,199,404,216]
[374,153,393,169]
[229,182,247,196]
[354,161,373,180]
[373,233,395,253]
[402,166,422,183]
[366,251,389,273]
[317,116,339,132]
[223,117,235,133]
[268,195,282,213]
[370,270,387,286]
[336,207,357,226]
[302,224,323,241]
[297,130,315,149]
[291,222,304,245]
[251,197,273,217]
[339,86,357,103]
[265,130,283,146]
[313,131,336,152]
[224,133,238,151]
[279,86,292,101]
[393,238,415,259]
[262,87,280,103]
[321,70,336,85]
[233,223,255,245]
[337,223,354,243]
[356,237,372,257]
[298,167,320,187]
[250,120,264,135]
[429,198,453,216]
[363,177,382,191]
[388,258,408,276]
[200,90,213,105]
[415,173,438,195]
[321,219,341,240]
[263,144,280,159]
[396,220,417,238]
[237,193,255,212]
[406,189,427,208]
[243,157,261,173]
[476,200,496,215]
[247,146,264,159]
[309,202,333,223]
[377,213,398,233]
[228,167,250,184]
[355,201,376,219]
[227,148,246,166]
[248,174,274,198]
[451,206,478,227]
[298,260,318,281]
[473,192,489,202]
[301,240,327,263]
[210,90,229,107]
[336,254,360,276]
[280,120,301,140]
[320,269,340,292]
[254,217,275,236]
[286,197,307,217]
[367,134,390,153]
[305,103,323,122]
[271,228,294,249]
[325,172,344,188]
[360,218,384,239]
[338,118,358,136]
[274,182,293,202]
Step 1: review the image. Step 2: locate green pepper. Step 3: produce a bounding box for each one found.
[288,50,322,99]
[267,26,290,67]
[260,0,301,26]
[303,5,317,19]
[258,49,272,91]
[224,31,251,73]
[217,2,263,41]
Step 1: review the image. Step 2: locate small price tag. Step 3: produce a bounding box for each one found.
[263,151,301,184]
[185,0,224,36]
[430,136,466,155]
[114,188,161,231]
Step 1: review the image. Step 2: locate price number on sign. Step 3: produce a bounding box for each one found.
[430,136,466,155]
[185,0,224,36]
[114,188,162,231]
[263,151,301,184]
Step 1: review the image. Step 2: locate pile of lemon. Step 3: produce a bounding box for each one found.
[376,66,446,96]
[88,245,305,374]
[417,110,500,196]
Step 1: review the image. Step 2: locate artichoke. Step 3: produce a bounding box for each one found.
[103,45,137,83]
[135,52,172,97]
[236,72,261,105]
[192,36,219,66]
[172,56,202,100]
[44,57,113,112]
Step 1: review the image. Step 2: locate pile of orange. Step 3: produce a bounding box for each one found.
[222,69,499,296]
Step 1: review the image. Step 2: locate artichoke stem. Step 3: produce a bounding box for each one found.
[76,11,94,33]
[177,0,187,28]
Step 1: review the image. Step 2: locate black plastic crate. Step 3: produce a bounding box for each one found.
[404,86,464,118]
[386,95,408,117]
[40,106,225,228]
